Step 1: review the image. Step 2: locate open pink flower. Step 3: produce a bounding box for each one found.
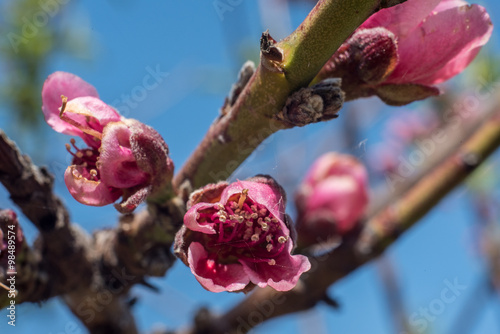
[42,72,174,213]
[319,0,493,105]
[174,176,311,293]
[295,153,369,247]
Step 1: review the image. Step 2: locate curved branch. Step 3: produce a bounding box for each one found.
[0,131,92,296]
[181,93,500,334]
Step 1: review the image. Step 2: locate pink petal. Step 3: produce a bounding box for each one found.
[64,166,122,206]
[305,176,368,233]
[114,185,151,214]
[422,44,482,85]
[126,119,174,192]
[220,180,287,225]
[305,153,368,188]
[187,181,228,209]
[41,72,99,136]
[434,0,468,12]
[184,203,219,234]
[188,242,250,292]
[361,0,441,38]
[61,97,122,140]
[239,242,311,291]
[386,4,493,85]
[98,122,149,189]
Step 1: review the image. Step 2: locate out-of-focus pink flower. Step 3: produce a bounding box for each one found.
[386,109,441,144]
[174,176,311,293]
[295,153,369,247]
[318,0,493,105]
[42,72,174,213]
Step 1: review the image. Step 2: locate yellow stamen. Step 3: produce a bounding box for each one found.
[238,189,248,209]
[59,95,68,117]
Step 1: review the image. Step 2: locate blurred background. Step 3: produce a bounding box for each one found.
[1,0,500,333]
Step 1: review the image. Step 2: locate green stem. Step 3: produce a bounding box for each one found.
[280,0,382,88]
[173,0,395,190]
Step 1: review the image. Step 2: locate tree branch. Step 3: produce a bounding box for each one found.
[0,131,92,297]
[0,131,182,333]
[180,93,500,334]
[173,0,403,191]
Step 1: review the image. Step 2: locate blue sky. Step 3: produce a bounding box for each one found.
[1,0,500,333]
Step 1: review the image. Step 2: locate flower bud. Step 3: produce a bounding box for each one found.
[278,78,344,127]
[295,153,369,247]
[319,28,398,87]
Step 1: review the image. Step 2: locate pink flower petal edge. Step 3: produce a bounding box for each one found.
[41,71,99,136]
[61,97,122,139]
[188,242,250,292]
[64,166,122,206]
[98,122,149,189]
[386,3,493,85]
[361,0,441,38]
[240,242,311,291]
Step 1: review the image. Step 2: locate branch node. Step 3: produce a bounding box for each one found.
[260,30,284,73]
[276,78,344,127]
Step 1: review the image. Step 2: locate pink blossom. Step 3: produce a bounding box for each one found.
[386,109,440,144]
[318,0,493,105]
[295,153,369,247]
[362,0,493,86]
[174,176,311,293]
[42,72,174,213]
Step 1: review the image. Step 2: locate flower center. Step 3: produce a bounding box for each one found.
[198,190,289,266]
[65,138,101,181]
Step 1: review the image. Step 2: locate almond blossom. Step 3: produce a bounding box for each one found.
[174,176,311,293]
[42,72,173,213]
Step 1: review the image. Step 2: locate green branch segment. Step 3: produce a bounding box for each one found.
[280,0,385,88]
[173,0,399,191]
